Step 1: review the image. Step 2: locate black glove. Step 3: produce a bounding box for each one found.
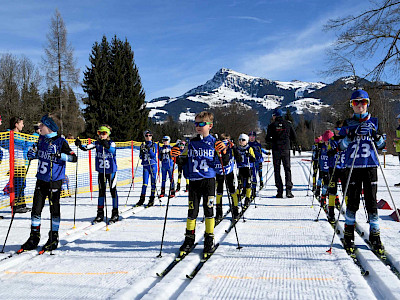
[75,138,82,147]
[140,143,148,153]
[99,139,110,149]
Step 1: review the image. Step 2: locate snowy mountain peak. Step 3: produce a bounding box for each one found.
[147,68,329,127]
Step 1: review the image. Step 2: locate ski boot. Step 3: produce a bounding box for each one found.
[215,203,223,221]
[135,195,146,207]
[276,190,283,198]
[170,188,176,198]
[179,230,195,256]
[176,183,181,192]
[92,208,104,224]
[41,231,59,252]
[147,195,155,207]
[203,233,216,258]
[244,197,251,208]
[251,188,256,200]
[20,230,40,252]
[159,188,165,199]
[320,195,327,209]
[260,180,264,189]
[395,183,400,187]
[232,206,239,221]
[286,190,294,198]
[108,208,119,224]
[335,196,341,209]
[369,231,385,255]
[184,185,188,192]
[327,206,335,224]
[343,224,355,254]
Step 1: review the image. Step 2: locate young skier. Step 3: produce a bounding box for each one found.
[171,111,228,257]
[311,136,322,193]
[20,114,77,252]
[248,131,264,189]
[158,136,175,198]
[135,130,158,207]
[75,125,119,224]
[175,140,189,192]
[215,133,242,221]
[318,130,333,208]
[236,133,256,207]
[339,90,386,254]
[326,121,347,224]
[393,114,400,186]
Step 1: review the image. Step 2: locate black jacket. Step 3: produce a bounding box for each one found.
[266,116,297,151]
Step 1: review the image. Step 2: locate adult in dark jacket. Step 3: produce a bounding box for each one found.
[266,108,297,198]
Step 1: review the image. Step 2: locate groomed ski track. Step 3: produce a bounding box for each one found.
[1,153,400,299]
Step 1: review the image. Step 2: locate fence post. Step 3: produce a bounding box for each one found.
[88,138,93,200]
[9,131,15,212]
[131,140,134,180]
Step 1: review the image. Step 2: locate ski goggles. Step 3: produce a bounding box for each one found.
[335,127,341,131]
[194,121,212,127]
[239,138,247,142]
[145,134,152,137]
[350,99,369,107]
[97,126,110,135]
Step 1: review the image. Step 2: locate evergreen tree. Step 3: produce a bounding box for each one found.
[20,82,42,133]
[83,35,147,141]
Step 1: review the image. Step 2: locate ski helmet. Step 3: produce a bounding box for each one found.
[272,108,283,117]
[396,114,400,119]
[350,90,370,107]
[238,133,249,142]
[322,130,334,142]
[162,136,171,142]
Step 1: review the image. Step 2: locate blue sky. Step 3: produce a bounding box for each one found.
[0,0,377,101]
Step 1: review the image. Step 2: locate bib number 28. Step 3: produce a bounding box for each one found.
[99,159,110,169]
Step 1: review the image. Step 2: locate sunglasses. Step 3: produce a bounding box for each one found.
[97,131,108,135]
[194,121,212,127]
[145,134,152,137]
[351,99,369,106]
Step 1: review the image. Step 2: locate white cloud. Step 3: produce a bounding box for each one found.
[230,16,271,24]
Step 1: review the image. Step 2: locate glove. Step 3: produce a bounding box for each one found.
[27,148,37,160]
[98,139,110,149]
[215,140,227,153]
[47,144,57,155]
[171,146,181,157]
[228,140,234,148]
[355,122,377,137]
[140,144,148,154]
[75,138,82,147]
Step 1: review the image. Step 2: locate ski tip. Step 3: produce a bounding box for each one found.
[156,272,163,277]
[16,248,24,254]
[186,274,193,279]
[38,250,45,255]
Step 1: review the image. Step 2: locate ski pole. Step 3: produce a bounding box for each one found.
[103,147,109,231]
[73,144,78,229]
[306,158,312,197]
[218,151,242,249]
[157,159,177,258]
[370,138,400,223]
[251,163,257,208]
[48,144,56,256]
[327,137,361,254]
[125,157,141,207]
[315,154,340,222]
[1,158,33,253]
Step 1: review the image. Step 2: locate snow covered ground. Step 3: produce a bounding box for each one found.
[1,153,400,299]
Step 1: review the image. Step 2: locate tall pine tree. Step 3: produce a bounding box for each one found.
[83,35,147,141]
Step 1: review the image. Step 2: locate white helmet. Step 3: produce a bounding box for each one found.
[238,133,249,142]
[397,114,400,119]
[162,136,171,142]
